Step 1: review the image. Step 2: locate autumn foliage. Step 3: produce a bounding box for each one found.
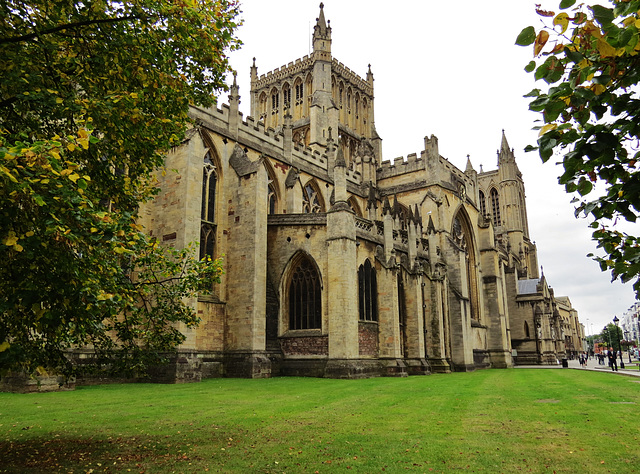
[517,0,640,295]
[0,1,240,377]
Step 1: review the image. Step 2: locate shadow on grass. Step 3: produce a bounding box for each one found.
[0,435,204,473]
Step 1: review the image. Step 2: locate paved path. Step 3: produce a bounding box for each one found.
[515,357,640,378]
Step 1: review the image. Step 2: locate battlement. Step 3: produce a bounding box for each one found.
[254,55,313,90]
[377,151,426,179]
[331,59,373,96]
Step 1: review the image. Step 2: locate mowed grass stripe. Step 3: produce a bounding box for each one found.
[1,369,639,472]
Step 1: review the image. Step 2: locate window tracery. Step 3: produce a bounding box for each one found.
[490,188,501,227]
[200,151,217,260]
[358,259,378,322]
[289,256,322,330]
[302,182,322,213]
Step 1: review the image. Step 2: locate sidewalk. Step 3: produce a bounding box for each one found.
[515,357,640,378]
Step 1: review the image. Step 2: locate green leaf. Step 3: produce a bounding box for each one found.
[559,0,576,9]
[591,5,614,26]
[516,26,537,46]
[525,61,536,73]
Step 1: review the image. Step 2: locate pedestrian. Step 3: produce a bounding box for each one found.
[608,349,618,371]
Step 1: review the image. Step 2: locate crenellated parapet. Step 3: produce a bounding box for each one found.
[332,59,373,96]
[377,151,426,179]
[253,55,314,90]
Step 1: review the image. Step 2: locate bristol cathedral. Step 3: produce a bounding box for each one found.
[139,5,586,380]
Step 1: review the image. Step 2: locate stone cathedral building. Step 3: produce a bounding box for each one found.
[139,5,585,380]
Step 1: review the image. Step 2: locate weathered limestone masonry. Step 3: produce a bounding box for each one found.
[134,4,584,381]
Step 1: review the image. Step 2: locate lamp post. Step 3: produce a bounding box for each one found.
[613,316,625,369]
[625,330,632,363]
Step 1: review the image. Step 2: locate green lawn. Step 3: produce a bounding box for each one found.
[1,369,639,473]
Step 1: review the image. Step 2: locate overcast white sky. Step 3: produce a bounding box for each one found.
[227,0,638,334]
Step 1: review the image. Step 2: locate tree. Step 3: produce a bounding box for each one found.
[517,0,640,295]
[0,0,240,377]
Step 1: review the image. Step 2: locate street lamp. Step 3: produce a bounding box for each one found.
[613,316,625,369]
[625,330,632,363]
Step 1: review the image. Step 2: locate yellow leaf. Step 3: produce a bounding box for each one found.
[591,83,606,95]
[68,173,80,183]
[553,13,569,35]
[597,38,617,58]
[534,30,550,56]
[114,246,125,254]
[91,227,98,233]
[25,231,34,237]
[56,97,63,104]
[130,92,138,99]
[3,235,18,246]
[13,244,23,252]
[539,123,557,136]
[67,143,76,152]
[51,150,61,160]
[0,341,10,353]
[78,138,89,149]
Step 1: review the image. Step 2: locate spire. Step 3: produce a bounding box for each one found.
[334,145,346,168]
[316,3,327,34]
[382,196,391,216]
[465,154,474,173]
[250,57,258,84]
[500,129,510,154]
[229,71,239,97]
[366,64,374,85]
[313,2,331,50]
[497,129,516,166]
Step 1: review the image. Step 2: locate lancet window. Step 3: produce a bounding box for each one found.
[490,188,501,227]
[200,151,217,260]
[358,259,378,322]
[283,84,291,110]
[268,182,277,215]
[295,82,304,105]
[478,190,487,218]
[289,257,322,330]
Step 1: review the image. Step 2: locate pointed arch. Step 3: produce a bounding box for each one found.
[358,258,378,322]
[490,187,501,227]
[269,86,280,128]
[198,130,222,260]
[348,196,362,217]
[452,207,481,322]
[305,73,313,116]
[302,179,325,213]
[258,92,268,122]
[293,77,304,120]
[282,82,291,112]
[263,159,280,215]
[283,251,323,331]
[478,190,487,219]
[525,320,531,339]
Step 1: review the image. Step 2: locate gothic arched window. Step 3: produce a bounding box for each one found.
[358,259,378,322]
[268,182,277,215]
[490,188,501,227]
[289,256,322,330]
[282,83,291,110]
[525,320,530,339]
[479,190,487,218]
[200,151,217,260]
[302,182,322,213]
